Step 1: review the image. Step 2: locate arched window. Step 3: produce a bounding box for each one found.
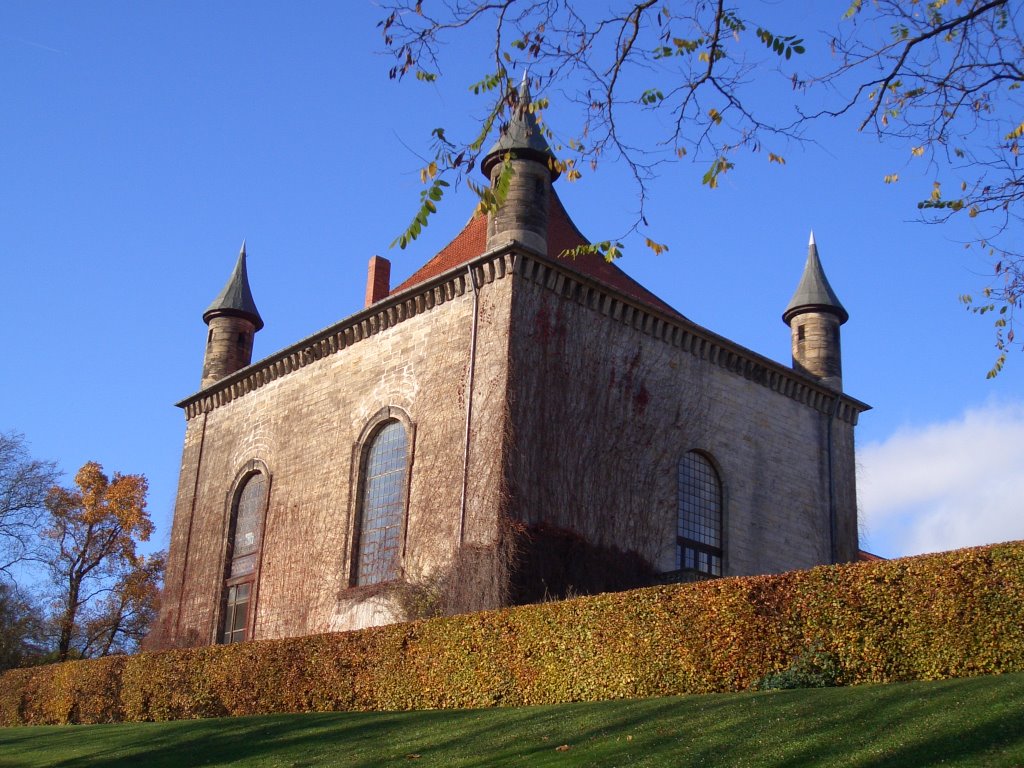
[677,452,723,579]
[220,470,267,643]
[353,420,409,586]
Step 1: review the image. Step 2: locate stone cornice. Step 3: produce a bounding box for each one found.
[178,239,869,426]
[514,250,870,426]
[177,247,518,420]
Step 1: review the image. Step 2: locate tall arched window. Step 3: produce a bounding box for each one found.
[353,420,409,586]
[220,470,267,643]
[677,451,723,579]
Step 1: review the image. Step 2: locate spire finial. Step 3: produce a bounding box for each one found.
[480,72,558,180]
[204,242,264,331]
[783,232,848,325]
[517,70,532,107]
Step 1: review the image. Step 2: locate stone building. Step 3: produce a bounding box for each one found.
[157,82,869,647]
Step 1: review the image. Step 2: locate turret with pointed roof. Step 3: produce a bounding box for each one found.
[387,74,682,319]
[481,73,560,181]
[204,240,264,330]
[201,241,263,388]
[783,232,847,390]
[783,231,848,325]
[483,74,559,254]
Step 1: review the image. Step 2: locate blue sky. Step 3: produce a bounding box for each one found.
[1,1,1021,562]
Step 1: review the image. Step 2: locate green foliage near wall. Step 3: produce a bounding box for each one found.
[2,542,1023,726]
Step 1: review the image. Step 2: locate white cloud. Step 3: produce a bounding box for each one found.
[858,400,1024,558]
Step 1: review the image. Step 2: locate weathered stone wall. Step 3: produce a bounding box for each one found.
[159,242,862,648]
[505,253,860,579]
[831,416,859,563]
[160,260,514,645]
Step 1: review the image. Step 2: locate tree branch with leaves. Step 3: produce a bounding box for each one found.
[380,0,807,249]
[810,0,1021,375]
[379,0,1024,372]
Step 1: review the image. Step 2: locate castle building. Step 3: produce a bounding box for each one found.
[157,81,868,647]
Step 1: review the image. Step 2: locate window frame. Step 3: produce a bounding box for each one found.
[675,450,725,581]
[220,582,252,644]
[217,460,271,644]
[347,407,415,588]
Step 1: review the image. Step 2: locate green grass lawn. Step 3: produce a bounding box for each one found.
[2,672,1023,767]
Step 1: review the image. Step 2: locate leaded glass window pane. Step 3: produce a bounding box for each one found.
[677,452,723,578]
[221,583,250,644]
[230,553,257,577]
[356,421,408,586]
[220,472,266,644]
[229,473,266,578]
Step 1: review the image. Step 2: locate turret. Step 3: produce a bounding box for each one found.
[481,74,560,253]
[782,232,848,391]
[201,241,263,389]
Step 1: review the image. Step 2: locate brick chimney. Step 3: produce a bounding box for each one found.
[365,255,391,307]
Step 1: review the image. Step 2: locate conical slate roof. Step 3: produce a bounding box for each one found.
[203,241,264,330]
[782,232,848,325]
[481,74,559,179]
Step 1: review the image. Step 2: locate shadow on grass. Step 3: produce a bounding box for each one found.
[653,675,1024,768]
[2,673,1022,767]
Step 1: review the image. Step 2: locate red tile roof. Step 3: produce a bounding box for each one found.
[858,549,885,562]
[390,189,683,319]
[391,213,489,294]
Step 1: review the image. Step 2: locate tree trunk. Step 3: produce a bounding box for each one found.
[57,574,81,661]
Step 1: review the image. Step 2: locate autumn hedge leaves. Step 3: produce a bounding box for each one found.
[3,540,1023,725]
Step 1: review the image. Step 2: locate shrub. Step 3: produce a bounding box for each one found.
[755,643,843,690]
[2,541,1022,726]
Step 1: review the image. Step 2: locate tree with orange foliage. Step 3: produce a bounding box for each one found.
[41,462,163,661]
[80,550,165,657]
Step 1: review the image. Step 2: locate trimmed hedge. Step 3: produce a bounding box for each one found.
[3,541,1023,726]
